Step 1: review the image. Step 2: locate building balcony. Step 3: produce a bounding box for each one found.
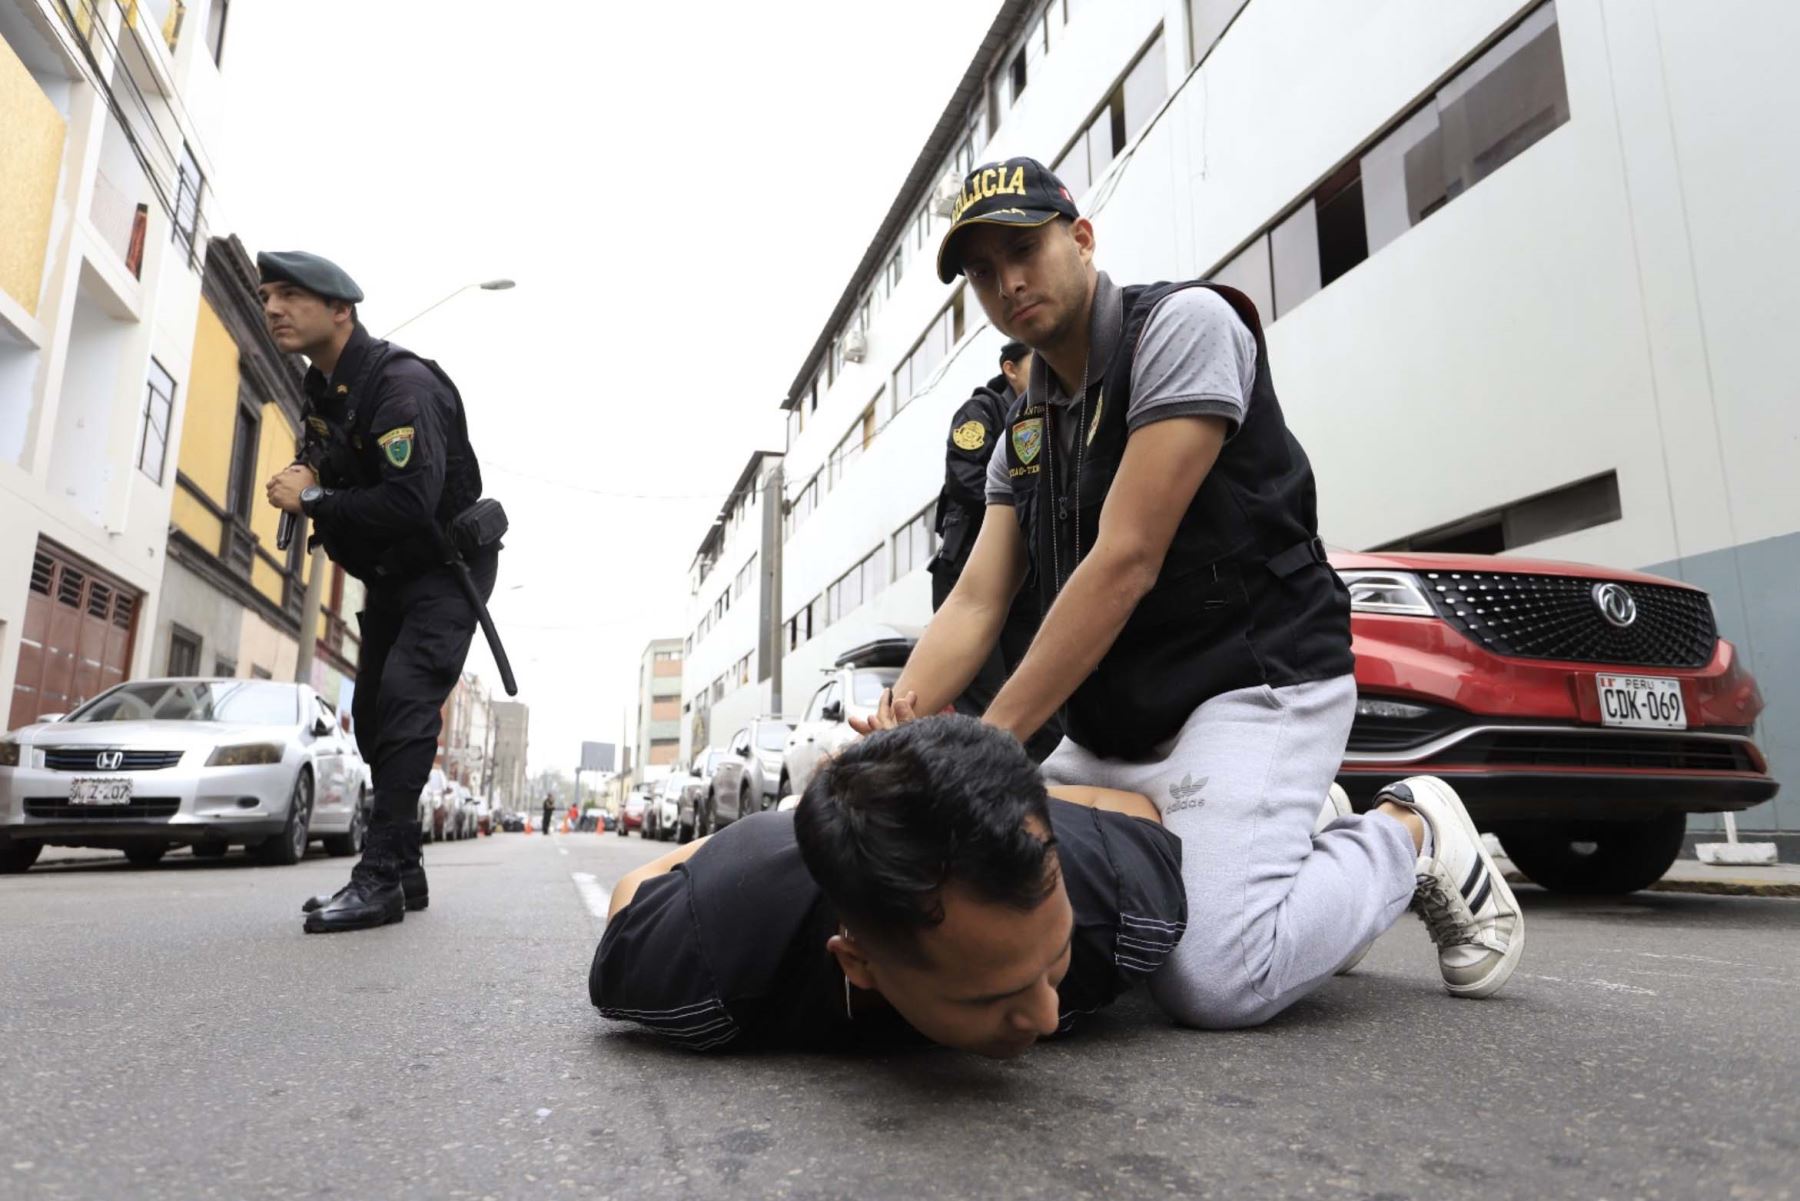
[88,168,148,280]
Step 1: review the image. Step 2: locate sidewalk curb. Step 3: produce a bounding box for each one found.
[1500,868,1800,900]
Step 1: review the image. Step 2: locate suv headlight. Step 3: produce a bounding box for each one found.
[0,740,20,767]
[1339,570,1436,617]
[206,742,284,767]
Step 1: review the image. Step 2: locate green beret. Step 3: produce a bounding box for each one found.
[256,250,364,303]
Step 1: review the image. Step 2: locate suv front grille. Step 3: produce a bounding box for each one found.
[1422,572,1716,668]
[41,748,185,772]
[1431,731,1757,774]
[25,797,181,819]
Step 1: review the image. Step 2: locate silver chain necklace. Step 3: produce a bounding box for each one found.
[1046,346,1092,594]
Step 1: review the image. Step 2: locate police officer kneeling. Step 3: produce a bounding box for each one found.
[258,251,501,934]
[875,160,1524,1028]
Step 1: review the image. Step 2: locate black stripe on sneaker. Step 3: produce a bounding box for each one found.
[1468,876,1493,914]
[1461,858,1484,897]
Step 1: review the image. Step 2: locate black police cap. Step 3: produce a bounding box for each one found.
[936,157,1081,284]
[256,250,364,303]
[999,340,1030,368]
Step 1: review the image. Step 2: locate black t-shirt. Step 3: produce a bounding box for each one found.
[588,799,1186,1052]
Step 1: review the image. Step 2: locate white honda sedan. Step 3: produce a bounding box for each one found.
[0,678,368,873]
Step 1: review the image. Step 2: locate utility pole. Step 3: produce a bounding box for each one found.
[760,462,785,717]
[292,530,328,686]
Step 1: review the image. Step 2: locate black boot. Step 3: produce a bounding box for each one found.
[303,819,404,934]
[395,820,429,911]
[300,821,428,913]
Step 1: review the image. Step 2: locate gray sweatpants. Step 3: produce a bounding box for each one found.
[1041,674,1416,1029]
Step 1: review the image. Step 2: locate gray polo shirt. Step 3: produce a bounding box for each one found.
[986,273,1256,504]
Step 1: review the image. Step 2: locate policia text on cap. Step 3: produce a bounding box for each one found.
[858,159,1524,1028]
[258,250,509,935]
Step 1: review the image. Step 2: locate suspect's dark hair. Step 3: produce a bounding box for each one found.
[794,715,1055,961]
[999,340,1030,369]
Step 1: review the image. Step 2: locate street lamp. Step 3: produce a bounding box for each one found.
[382,278,516,339]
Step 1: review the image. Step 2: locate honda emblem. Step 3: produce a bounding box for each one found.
[96,750,124,771]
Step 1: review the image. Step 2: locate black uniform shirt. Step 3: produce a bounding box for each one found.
[300,325,454,550]
[589,799,1186,1053]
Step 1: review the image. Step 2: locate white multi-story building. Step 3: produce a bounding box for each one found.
[1,0,231,727]
[682,0,1800,843]
[680,451,782,761]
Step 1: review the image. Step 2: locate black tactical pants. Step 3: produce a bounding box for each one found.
[352,550,498,822]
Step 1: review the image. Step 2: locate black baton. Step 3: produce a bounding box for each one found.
[434,528,518,697]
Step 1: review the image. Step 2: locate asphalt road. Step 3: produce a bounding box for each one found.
[2,830,1796,1201]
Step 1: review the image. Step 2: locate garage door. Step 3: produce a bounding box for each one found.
[8,541,139,731]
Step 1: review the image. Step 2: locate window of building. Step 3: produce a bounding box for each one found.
[1008,45,1028,107]
[1367,3,1568,255]
[172,143,204,262]
[787,597,815,652]
[891,503,939,579]
[786,473,821,540]
[1252,2,1571,319]
[1375,472,1619,554]
[653,648,681,663]
[167,626,201,676]
[1209,234,1273,325]
[886,246,904,294]
[734,554,757,601]
[1053,31,1167,200]
[893,289,966,414]
[138,360,176,484]
[223,399,259,515]
[213,655,235,677]
[1188,0,1248,67]
[860,546,888,605]
[204,0,229,64]
[251,665,271,679]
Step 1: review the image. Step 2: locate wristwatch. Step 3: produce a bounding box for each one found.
[299,484,327,515]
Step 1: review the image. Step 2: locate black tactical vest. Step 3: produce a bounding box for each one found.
[307,339,483,577]
[1002,281,1352,758]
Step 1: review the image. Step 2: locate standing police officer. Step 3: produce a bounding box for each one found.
[258,251,500,934]
[865,159,1523,1028]
[928,340,1060,762]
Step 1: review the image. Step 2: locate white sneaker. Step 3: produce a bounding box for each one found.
[1379,776,1524,998]
[1315,784,1373,975]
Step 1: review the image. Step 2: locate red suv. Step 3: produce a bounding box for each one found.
[1333,551,1776,894]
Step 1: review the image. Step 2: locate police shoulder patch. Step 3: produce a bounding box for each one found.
[1011,416,1044,467]
[377,426,416,469]
[952,420,987,452]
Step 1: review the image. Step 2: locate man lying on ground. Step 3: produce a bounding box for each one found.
[589,715,1184,1057]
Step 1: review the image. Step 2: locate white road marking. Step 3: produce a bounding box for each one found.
[558,847,568,856]
[571,872,610,922]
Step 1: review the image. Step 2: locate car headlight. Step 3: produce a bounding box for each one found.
[205,742,284,767]
[1339,570,1436,617]
[0,740,20,767]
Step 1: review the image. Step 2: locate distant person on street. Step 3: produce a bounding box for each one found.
[929,340,1061,762]
[856,158,1523,1028]
[261,251,503,934]
[592,717,1183,1056]
[542,795,555,837]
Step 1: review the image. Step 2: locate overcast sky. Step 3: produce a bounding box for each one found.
[215,1,1002,774]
